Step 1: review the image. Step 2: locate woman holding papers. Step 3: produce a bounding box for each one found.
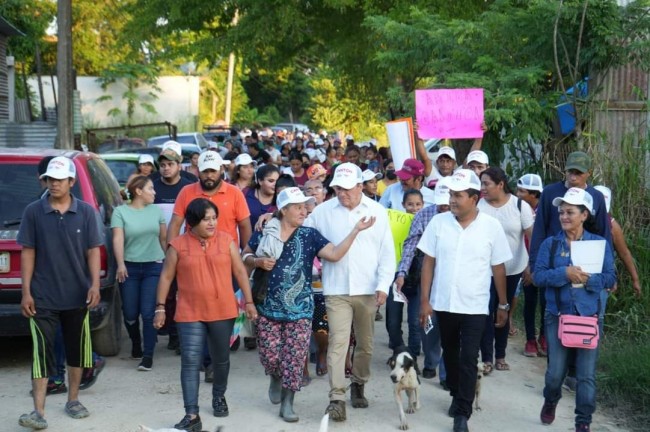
[533,187,616,432]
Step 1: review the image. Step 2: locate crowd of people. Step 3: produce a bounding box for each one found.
[16,126,642,432]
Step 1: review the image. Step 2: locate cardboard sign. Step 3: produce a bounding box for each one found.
[415,89,484,139]
[388,209,415,267]
[386,118,416,171]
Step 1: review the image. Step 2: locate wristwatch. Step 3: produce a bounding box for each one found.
[497,303,511,311]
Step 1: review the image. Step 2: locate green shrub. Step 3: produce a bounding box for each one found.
[598,336,650,431]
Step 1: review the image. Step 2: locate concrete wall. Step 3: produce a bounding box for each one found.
[27,75,200,128]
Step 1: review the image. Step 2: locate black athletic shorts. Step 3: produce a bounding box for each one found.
[28,307,93,379]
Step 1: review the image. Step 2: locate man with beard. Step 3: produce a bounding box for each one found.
[153,141,194,352]
[168,151,251,250]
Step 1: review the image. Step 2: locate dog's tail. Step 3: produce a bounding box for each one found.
[318,413,329,432]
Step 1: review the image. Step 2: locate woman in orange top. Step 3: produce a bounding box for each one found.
[154,198,256,432]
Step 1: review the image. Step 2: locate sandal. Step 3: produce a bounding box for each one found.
[482,362,493,375]
[509,327,519,337]
[65,400,90,419]
[316,358,327,376]
[495,361,510,371]
[301,375,312,387]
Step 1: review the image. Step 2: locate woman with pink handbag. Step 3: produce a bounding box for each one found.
[532,187,616,432]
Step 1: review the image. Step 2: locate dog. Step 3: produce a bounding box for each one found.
[475,361,485,412]
[388,346,421,430]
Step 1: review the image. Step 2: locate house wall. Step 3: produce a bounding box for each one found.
[26,75,200,129]
[0,35,9,121]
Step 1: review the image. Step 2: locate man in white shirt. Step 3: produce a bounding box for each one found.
[304,163,395,422]
[418,169,512,432]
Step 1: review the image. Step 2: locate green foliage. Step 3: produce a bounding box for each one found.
[598,335,650,430]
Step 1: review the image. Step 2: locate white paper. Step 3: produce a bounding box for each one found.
[423,315,434,334]
[571,240,606,274]
[386,120,415,171]
[392,283,407,303]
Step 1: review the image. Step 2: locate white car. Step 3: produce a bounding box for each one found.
[424,138,443,162]
[147,132,209,149]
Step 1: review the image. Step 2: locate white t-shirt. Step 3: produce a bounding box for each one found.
[379,182,435,211]
[424,165,459,188]
[477,194,534,275]
[417,211,513,315]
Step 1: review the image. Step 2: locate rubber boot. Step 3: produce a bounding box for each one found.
[279,388,299,422]
[269,375,282,404]
[350,382,368,408]
[125,322,142,358]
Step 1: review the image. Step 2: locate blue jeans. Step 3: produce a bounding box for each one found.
[385,287,421,356]
[421,314,446,381]
[544,312,599,426]
[177,319,235,415]
[120,261,162,358]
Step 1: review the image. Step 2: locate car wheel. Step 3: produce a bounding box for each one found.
[92,284,122,356]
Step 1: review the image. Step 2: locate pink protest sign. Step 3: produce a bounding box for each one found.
[415,89,484,139]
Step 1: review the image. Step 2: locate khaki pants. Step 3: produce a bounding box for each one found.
[325,294,376,401]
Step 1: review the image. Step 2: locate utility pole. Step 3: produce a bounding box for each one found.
[55,0,73,149]
[224,10,239,127]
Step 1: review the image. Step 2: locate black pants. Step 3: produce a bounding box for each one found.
[437,311,486,419]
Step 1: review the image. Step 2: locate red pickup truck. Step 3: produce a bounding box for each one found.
[0,148,123,355]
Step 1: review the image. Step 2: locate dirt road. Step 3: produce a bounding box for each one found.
[0,311,628,432]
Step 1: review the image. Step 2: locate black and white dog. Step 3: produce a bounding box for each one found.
[387,346,421,430]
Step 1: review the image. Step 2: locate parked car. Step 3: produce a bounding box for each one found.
[0,148,123,356]
[96,137,146,154]
[425,138,443,162]
[147,132,209,149]
[100,153,159,187]
[272,123,310,133]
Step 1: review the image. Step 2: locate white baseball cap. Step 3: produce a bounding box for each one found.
[517,173,544,192]
[40,156,76,180]
[138,154,155,165]
[276,187,315,210]
[345,134,354,141]
[433,176,452,206]
[594,185,611,213]
[447,169,481,192]
[198,150,230,172]
[330,163,363,189]
[552,187,594,213]
[234,153,256,167]
[467,150,489,165]
[437,146,456,161]
[362,169,383,182]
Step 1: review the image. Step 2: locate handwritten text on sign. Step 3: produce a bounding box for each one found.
[415,89,484,139]
[388,209,415,268]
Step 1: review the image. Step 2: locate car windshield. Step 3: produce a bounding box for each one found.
[0,162,81,230]
[103,160,138,185]
[176,135,197,144]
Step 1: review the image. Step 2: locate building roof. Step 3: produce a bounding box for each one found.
[0,16,25,37]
